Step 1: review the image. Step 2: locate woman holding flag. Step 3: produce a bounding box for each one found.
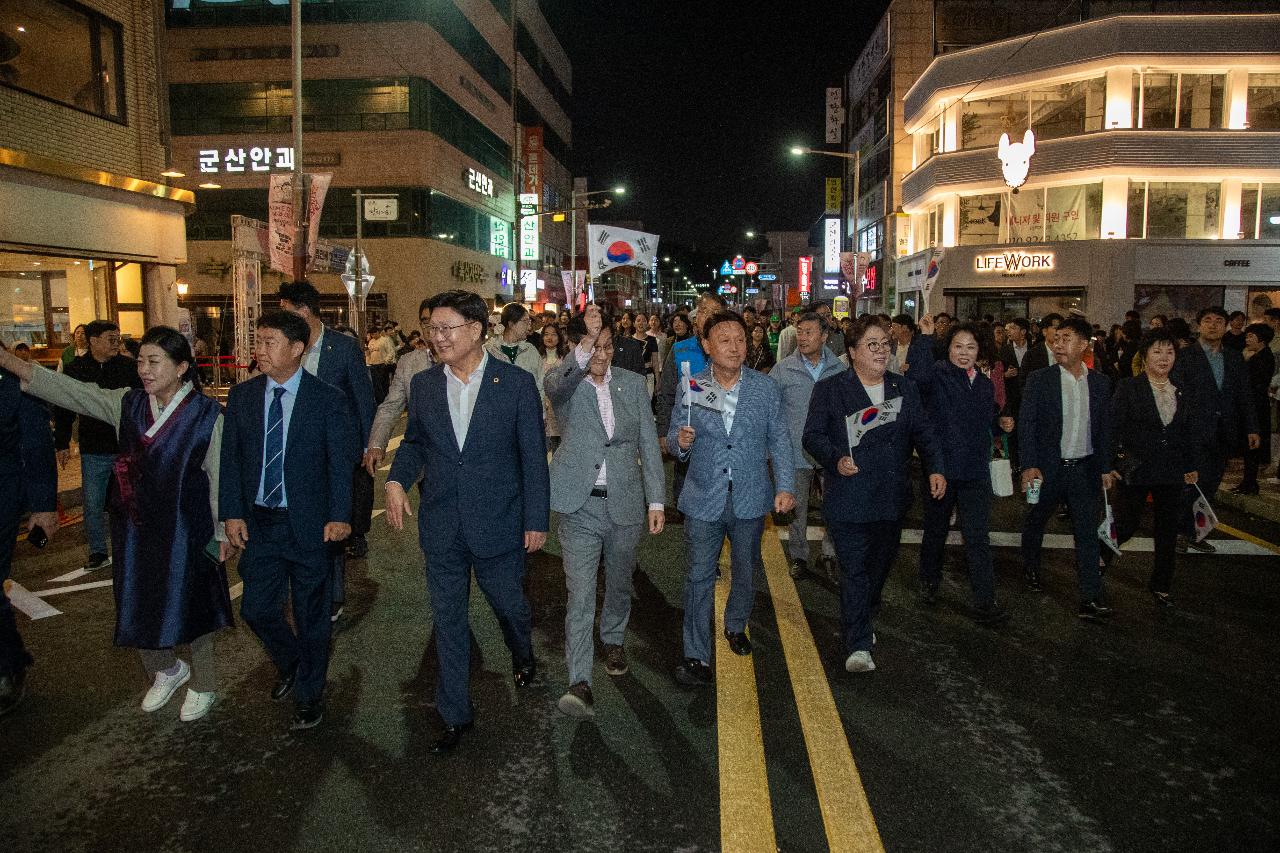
[804,317,944,674]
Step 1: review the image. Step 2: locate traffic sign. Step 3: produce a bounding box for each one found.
[745,261,758,275]
[732,255,746,271]
[719,260,732,276]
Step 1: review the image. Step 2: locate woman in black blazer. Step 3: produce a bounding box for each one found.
[1106,328,1206,608]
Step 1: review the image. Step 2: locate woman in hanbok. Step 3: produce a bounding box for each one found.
[0,327,232,721]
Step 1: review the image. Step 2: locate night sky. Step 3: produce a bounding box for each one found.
[544,0,889,266]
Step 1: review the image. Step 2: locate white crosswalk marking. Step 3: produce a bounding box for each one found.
[5,581,62,620]
[778,527,1275,557]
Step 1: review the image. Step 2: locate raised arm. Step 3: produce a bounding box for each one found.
[24,362,128,435]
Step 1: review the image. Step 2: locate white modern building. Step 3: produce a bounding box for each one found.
[897,13,1280,323]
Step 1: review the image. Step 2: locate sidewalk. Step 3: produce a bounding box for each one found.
[1217,458,1280,525]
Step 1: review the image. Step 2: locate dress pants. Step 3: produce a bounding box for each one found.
[683,494,764,664]
[425,530,532,726]
[788,468,834,563]
[1020,462,1102,601]
[80,452,114,556]
[1109,482,1182,594]
[0,478,32,678]
[333,462,375,606]
[828,519,903,654]
[238,508,332,705]
[558,495,642,687]
[920,477,997,609]
[1181,447,1226,538]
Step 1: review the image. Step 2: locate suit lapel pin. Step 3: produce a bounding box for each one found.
[493,377,500,383]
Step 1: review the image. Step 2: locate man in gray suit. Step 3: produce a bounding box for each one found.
[669,311,795,687]
[546,306,665,718]
[770,312,844,579]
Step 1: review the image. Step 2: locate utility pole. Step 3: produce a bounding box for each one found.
[290,0,309,282]
[511,0,521,304]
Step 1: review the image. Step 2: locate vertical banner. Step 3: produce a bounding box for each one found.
[825,87,844,144]
[1045,185,1088,241]
[305,173,332,260]
[519,193,540,263]
[825,178,843,215]
[232,257,261,383]
[522,126,544,197]
[1004,190,1045,244]
[267,173,333,273]
[840,251,858,291]
[798,255,813,295]
[823,217,841,273]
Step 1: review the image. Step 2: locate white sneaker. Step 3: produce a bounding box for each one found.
[179,689,215,722]
[141,659,190,712]
[845,650,876,673]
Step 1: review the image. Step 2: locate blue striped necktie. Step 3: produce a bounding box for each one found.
[263,386,286,508]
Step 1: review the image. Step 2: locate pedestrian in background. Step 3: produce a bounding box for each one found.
[56,320,141,572]
[3,329,233,722]
[908,317,1012,624]
[804,317,944,673]
[486,303,546,404]
[535,320,570,453]
[670,311,795,686]
[1105,328,1204,609]
[59,324,88,372]
[546,311,664,717]
[1223,311,1248,351]
[746,324,775,372]
[1237,322,1275,495]
[365,299,434,476]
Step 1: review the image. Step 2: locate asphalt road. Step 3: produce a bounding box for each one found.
[2,455,1277,853]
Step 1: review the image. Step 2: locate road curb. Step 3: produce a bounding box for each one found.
[1215,489,1280,525]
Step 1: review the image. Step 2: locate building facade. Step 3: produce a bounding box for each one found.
[162,0,573,338]
[897,13,1280,323]
[0,0,190,358]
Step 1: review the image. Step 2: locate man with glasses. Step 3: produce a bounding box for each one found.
[384,290,549,754]
[364,298,435,476]
[55,320,140,572]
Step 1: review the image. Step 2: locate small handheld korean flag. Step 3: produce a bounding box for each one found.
[845,397,902,455]
[681,362,722,426]
[1190,484,1218,543]
[1097,488,1121,556]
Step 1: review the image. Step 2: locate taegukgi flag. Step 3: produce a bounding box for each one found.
[845,397,902,449]
[588,224,660,275]
[681,362,722,412]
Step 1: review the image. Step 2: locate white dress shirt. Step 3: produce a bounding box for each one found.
[445,351,488,451]
[302,326,326,376]
[576,345,661,510]
[1059,366,1092,459]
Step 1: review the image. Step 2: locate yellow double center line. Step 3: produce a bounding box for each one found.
[715,522,884,852]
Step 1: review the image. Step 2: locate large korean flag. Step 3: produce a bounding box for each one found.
[588,224,660,275]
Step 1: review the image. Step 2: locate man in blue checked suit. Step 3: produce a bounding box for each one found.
[668,311,795,687]
[221,310,358,732]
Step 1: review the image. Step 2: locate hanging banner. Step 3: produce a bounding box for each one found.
[266,173,333,274]
[1004,190,1045,244]
[825,87,844,144]
[232,257,261,383]
[522,126,544,197]
[825,178,843,215]
[1045,184,1088,241]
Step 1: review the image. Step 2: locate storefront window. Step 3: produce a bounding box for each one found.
[1136,71,1224,129]
[0,0,126,122]
[1247,74,1280,130]
[0,255,108,354]
[961,94,1029,150]
[961,77,1104,149]
[958,193,1003,245]
[1128,181,1221,239]
[1239,183,1280,240]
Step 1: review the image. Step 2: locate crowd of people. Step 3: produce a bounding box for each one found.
[2,283,1277,758]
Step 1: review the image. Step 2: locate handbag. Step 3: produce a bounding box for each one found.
[990,434,1014,497]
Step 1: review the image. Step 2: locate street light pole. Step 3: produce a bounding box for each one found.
[290,0,309,282]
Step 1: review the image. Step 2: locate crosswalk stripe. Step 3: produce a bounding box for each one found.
[778,527,1276,557]
[762,525,885,852]
[4,580,62,620]
[49,568,92,583]
[29,579,113,597]
[715,552,777,851]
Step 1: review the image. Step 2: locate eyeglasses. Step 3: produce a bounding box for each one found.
[861,339,892,353]
[425,321,476,338]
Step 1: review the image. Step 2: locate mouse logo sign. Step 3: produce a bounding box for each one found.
[997,129,1036,190]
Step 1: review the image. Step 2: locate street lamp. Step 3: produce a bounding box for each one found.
[569,185,626,304]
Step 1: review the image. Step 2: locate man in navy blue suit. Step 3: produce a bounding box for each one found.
[279,280,376,625]
[221,310,358,731]
[385,289,549,754]
[1,343,59,716]
[1017,316,1114,621]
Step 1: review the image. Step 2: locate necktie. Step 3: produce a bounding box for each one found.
[263,386,286,508]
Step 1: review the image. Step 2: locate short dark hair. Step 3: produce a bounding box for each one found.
[279,280,321,315]
[1264,307,1280,321]
[1138,327,1178,357]
[1246,321,1275,345]
[418,297,433,317]
[890,313,916,333]
[1007,317,1031,334]
[426,289,489,333]
[85,320,119,340]
[945,321,982,352]
[701,292,728,309]
[844,316,887,351]
[1041,312,1064,327]
[1058,317,1093,342]
[1196,306,1228,323]
[796,311,827,331]
[1166,317,1193,343]
[499,302,529,327]
[14,342,29,352]
[1124,310,1140,321]
[257,309,311,346]
[1121,319,1142,342]
[701,310,747,341]
[935,312,952,322]
[1228,310,1246,322]
[139,325,200,387]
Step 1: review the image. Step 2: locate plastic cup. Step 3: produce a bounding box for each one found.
[1026,478,1042,504]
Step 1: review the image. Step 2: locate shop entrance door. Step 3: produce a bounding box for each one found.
[953,293,1028,322]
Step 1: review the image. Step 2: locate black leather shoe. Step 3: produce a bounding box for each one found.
[723,630,752,656]
[431,720,474,754]
[674,658,713,687]
[788,558,807,579]
[1077,599,1114,621]
[1187,538,1217,554]
[0,670,27,717]
[271,667,297,703]
[290,701,324,731]
[345,534,368,558]
[1024,571,1043,593]
[513,658,540,689]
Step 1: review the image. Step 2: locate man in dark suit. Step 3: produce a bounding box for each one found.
[279,280,376,627]
[385,290,549,754]
[221,310,358,731]
[1000,317,1033,470]
[0,345,59,716]
[1171,306,1261,553]
[1017,316,1114,621]
[1020,313,1061,378]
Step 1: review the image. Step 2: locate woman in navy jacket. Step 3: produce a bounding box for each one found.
[804,317,945,675]
[1106,328,1205,608]
[907,319,1013,624]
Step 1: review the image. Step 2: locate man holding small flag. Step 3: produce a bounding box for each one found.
[668,311,795,687]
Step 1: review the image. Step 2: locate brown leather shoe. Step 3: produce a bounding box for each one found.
[557,682,594,718]
[603,644,629,677]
